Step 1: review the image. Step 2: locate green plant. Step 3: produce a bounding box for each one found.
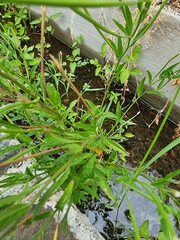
[66,35,89,75]
[0,3,29,41]
[84,0,171,108]
[30,9,62,35]
[0,1,180,240]
[0,3,131,238]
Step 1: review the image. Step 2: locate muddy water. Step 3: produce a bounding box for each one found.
[28,34,180,239]
[78,176,178,239]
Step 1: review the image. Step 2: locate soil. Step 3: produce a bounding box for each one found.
[121,95,180,189]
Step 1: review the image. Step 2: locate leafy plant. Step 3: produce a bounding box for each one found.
[0,3,130,238]
[0,1,180,240]
[64,35,89,81]
[30,10,62,35]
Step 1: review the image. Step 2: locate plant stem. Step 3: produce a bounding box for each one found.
[2,0,147,7]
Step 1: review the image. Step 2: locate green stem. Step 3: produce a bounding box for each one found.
[2,0,148,7]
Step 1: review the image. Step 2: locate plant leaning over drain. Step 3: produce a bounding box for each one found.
[0,1,180,240]
[0,3,133,239]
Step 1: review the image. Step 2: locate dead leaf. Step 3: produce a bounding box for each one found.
[171,78,180,86]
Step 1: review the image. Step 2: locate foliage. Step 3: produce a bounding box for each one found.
[0,1,180,240]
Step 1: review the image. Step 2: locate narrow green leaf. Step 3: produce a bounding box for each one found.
[137,77,146,97]
[97,111,117,125]
[113,19,127,35]
[115,101,121,120]
[0,98,40,115]
[98,177,115,201]
[131,24,150,46]
[124,6,133,36]
[143,137,180,174]
[0,204,29,230]
[50,12,62,20]
[25,167,35,178]
[100,42,106,57]
[120,67,130,84]
[70,61,76,73]
[147,70,153,84]
[30,18,42,25]
[0,102,22,114]
[56,179,74,211]
[137,1,143,11]
[34,169,70,216]
[146,90,163,96]
[152,169,180,186]
[0,144,22,157]
[131,67,142,76]
[127,199,141,240]
[125,132,134,138]
[117,36,123,59]
[106,38,117,53]
[104,137,128,156]
[71,152,93,166]
[131,44,142,63]
[61,203,71,233]
[25,212,52,225]
[47,82,61,107]
[139,1,151,24]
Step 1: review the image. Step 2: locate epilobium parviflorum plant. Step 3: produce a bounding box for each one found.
[0,1,180,240]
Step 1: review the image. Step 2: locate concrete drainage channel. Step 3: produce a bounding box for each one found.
[30,5,180,124]
[0,134,105,240]
[1,4,180,240]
